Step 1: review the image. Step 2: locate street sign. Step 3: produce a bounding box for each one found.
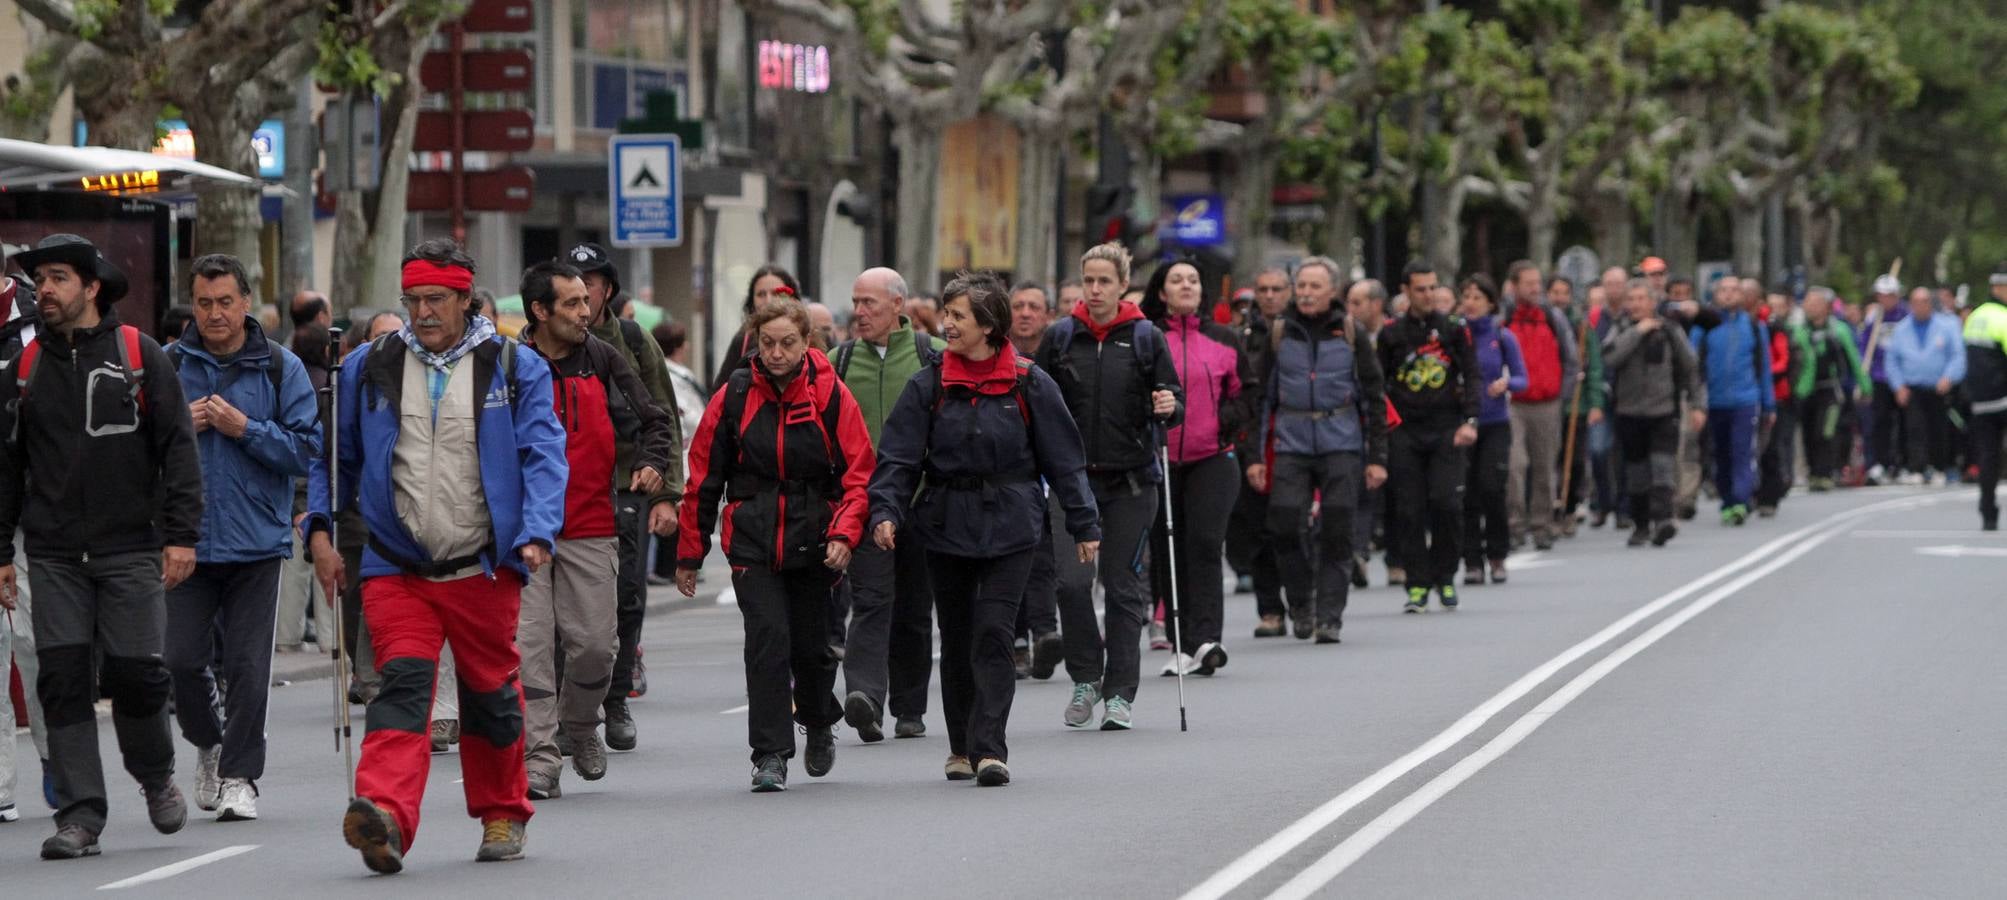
[609,134,681,247]
[461,0,533,32]
[421,49,534,93]
[414,109,535,153]
[1161,194,1226,247]
[406,166,535,213]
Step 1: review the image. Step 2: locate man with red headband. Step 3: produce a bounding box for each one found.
[305,239,568,873]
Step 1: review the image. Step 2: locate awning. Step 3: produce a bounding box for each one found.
[0,138,257,191]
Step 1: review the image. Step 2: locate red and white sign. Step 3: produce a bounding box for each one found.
[758,41,830,94]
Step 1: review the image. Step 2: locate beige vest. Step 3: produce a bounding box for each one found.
[392,352,492,579]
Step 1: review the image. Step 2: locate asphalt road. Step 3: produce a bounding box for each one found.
[5,486,2004,897]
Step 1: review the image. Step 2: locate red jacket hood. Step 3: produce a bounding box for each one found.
[1071,300,1147,340]
[941,342,1021,395]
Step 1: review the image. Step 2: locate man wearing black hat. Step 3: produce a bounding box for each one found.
[0,233,205,859]
[564,243,683,751]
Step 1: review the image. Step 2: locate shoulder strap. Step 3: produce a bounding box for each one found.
[15,338,41,396]
[1270,318,1285,354]
[615,317,647,358]
[833,340,857,380]
[118,325,146,410]
[268,354,287,418]
[1131,319,1159,388]
[722,367,754,444]
[1012,357,1034,427]
[501,338,518,405]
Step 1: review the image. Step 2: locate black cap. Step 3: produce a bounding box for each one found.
[12,233,128,308]
[565,242,621,304]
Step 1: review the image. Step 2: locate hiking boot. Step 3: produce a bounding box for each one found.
[194,744,222,811]
[1064,682,1101,728]
[527,770,561,800]
[1386,565,1406,587]
[40,823,100,860]
[944,755,975,781]
[1489,559,1508,584]
[430,719,459,753]
[750,754,788,793]
[1462,562,1485,586]
[843,691,884,743]
[1253,615,1285,638]
[217,778,258,821]
[1677,504,1697,521]
[556,730,576,758]
[603,699,638,752]
[1195,641,1228,675]
[343,797,405,874]
[475,818,526,862]
[894,716,927,738]
[975,758,1011,787]
[1627,523,1651,547]
[629,647,648,698]
[1403,587,1429,613]
[1350,557,1370,589]
[1313,627,1342,645]
[1651,520,1679,547]
[1148,619,1170,651]
[803,726,837,777]
[143,780,187,834]
[1289,606,1314,640]
[1013,642,1031,679]
[571,730,608,781]
[1438,584,1459,610]
[1029,631,1063,680]
[1100,696,1133,731]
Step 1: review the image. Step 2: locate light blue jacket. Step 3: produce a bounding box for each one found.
[1883,312,1966,388]
[171,319,322,563]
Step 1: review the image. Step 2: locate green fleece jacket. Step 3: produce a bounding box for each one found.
[835,317,945,444]
[1560,305,1606,416]
[592,314,685,506]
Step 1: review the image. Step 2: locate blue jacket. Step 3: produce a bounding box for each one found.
[306,332,568,580]
[1257,307,1389,464]
[1468,315,1528,425]
[1690,310,1775,412]
[1883,312,1966,388]
[171,319,323,562]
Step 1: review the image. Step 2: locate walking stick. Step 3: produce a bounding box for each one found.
[324,326,356,797]
[1155,436,1189,733]
[1557,311,1594,523]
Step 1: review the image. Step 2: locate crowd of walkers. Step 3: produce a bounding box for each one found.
[2,230,2004,873]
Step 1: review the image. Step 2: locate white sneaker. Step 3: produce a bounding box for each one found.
[0,803,18,822]
[1867,464,1887,484]
[1158,653,1197,677]
[216,778,258,821]
[195,745,222,811]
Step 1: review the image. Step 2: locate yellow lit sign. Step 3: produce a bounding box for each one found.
[79,170,161,194]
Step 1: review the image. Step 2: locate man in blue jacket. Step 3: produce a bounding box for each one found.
[305,239,567,874]
[1690,277,1775,525]
[164,255,322,824]
[1886,285,1967,484]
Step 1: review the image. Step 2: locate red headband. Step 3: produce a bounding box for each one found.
[401,259,474,293]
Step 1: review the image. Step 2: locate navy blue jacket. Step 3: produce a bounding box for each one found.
[868,352,1100,558]
[171,319,323,562]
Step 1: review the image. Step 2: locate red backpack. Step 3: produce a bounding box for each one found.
[15,324,150,411]
[1508,304,1563,402]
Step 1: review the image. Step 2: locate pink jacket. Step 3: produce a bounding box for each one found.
[1163,314,1248,464]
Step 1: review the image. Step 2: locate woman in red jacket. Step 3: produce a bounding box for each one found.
[675,300,875,793]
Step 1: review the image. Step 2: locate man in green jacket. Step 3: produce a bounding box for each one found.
[1790,287,1870,492]
[1553,275,1606,536]
[833,267,944,741]
[566,243,684,752]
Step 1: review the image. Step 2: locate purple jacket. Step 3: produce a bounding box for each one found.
[1162,314,1249,464]
[1468,315,1528,425]
[1859,304,1908,385]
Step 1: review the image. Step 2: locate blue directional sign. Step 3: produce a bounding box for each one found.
[609,133,682,248]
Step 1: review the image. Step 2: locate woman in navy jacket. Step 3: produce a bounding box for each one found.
[868,271,1100,787]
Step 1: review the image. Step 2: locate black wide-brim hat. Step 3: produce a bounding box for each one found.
[13,233,129,307]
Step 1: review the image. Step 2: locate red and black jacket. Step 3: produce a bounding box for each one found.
[678,348,874,571]
[522,327,679,541]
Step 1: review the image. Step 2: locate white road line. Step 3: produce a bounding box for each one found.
[97,845,259,890]
[1266,496,1942,897]
[1850,529,1998,538]
[720,704,749,714]
[1180,493,1936,900]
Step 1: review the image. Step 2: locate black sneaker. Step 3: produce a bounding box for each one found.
[1592,510,1609,528]
[843,691,883,743]
[1234,574,1254,595]
[1403,587,1429,613]
[894,716,927,738]
[40,823,100,860]
[803,726,836,777]
[1350,557,1370,589]
[1627,523,1651,547]
[603,699,638,752]
[751,754,788,793]
[1985,510,2000,532]
[1676,505,1697,521]
[1289,606,1314,640]
[1029,631,1063,680]
[1651,520,1678,546]
[1313,627,1342,644]
[143,780,187,834]
[1438,584,1459,610]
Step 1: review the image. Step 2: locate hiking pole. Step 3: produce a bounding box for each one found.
[1155,438,1189,733]
[1558,312,1594,523]
[324,326,355,797]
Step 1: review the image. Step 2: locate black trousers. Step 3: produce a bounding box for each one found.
[1267,451,1360,630]
[930,549,1035,762]
[732,565,843,761]
[1973,410,2007,519]
[1150,453,1241,651]
[1056,476,1157,702]
[1801,389,1851,480]
[1757,398,1799,507]
[1224,479,1285,618]
[1389,423,1465,590]
[1617,414,1679,523]
[1014,501,1061,638]
[609,491,649,705]
[164,558,282,781]
[1463,421,1512,564]
[1871,383,1905,471]
[841,536,934,719]
[1903,389,1954,472]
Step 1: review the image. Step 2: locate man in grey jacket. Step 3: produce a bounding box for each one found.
[1603,279,1707,548]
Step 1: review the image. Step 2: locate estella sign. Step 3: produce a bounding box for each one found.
[758,40,830,94]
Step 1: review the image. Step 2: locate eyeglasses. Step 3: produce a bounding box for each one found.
[399,292,459,311]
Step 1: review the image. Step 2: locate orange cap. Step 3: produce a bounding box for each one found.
[1640,257,1668,274]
